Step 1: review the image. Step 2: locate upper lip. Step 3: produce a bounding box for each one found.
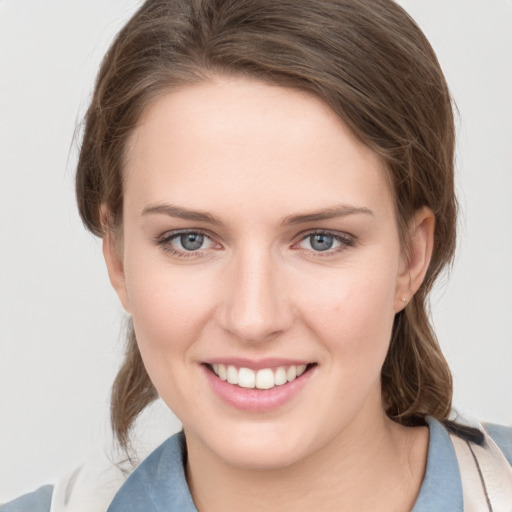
[203,357,314,370]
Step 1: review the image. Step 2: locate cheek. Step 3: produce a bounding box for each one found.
[301,259,398,369]
[125,264,212,411]
[124,254,211,357]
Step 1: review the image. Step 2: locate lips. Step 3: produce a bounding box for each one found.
[202,361,316,412]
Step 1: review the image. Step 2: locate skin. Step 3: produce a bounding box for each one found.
[104,76,434,511]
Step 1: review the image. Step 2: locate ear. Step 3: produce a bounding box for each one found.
[102,224,132,314]
[395,207,435,312]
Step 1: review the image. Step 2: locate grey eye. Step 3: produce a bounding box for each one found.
[309,234,334,251]
[297,232,347,253]
[180,233,204,251]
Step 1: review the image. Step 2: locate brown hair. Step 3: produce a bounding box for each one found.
[77,0,456,450]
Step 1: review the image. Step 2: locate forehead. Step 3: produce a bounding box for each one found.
[123,76,394,220]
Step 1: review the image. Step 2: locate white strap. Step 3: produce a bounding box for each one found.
[450,430,512,512]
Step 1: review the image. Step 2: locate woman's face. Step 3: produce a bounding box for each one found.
[107,76,421,469]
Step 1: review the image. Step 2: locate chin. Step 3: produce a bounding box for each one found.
[187,418,324,471]
[219,440,310,470]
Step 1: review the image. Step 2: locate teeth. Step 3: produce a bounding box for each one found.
[286,365,297,382]
[211,363,309,389]
[274,366,287,385]
[218,364,227,381]
[226,365,239,384]
[255,369,274,390]
[238,367,256,388]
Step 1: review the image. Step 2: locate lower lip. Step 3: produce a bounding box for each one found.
[201,364,315,412]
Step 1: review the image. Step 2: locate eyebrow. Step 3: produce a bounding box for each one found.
[141,203,224,225]
[281,205,374,225]
[141,202,373,226]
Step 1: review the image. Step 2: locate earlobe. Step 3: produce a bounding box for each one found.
[102,229,132,314]
[395,207,435,311]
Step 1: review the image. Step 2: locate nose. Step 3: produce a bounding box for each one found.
[216,247,294,343]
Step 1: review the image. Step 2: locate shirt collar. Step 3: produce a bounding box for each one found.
[411,416,463,511]
[107,431,196,511]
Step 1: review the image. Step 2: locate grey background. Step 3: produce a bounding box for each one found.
[1,0,511,501]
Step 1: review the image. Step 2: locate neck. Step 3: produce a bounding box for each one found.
[185,410,428,512]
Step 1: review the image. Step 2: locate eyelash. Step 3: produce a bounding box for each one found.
[154,229,355,259]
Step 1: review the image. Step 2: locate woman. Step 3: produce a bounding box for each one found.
[2,0,511,511]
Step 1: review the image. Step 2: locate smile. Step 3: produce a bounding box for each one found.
[202,361,317,411]
[209,363,310,390]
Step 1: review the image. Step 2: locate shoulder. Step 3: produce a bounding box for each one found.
[0,485,53,512]
[444,411,512,468]
[1,449,128,512]
[445,416,512,511]
[446,413,512,467]
[1,415,182,512]
[482,422,512,466]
